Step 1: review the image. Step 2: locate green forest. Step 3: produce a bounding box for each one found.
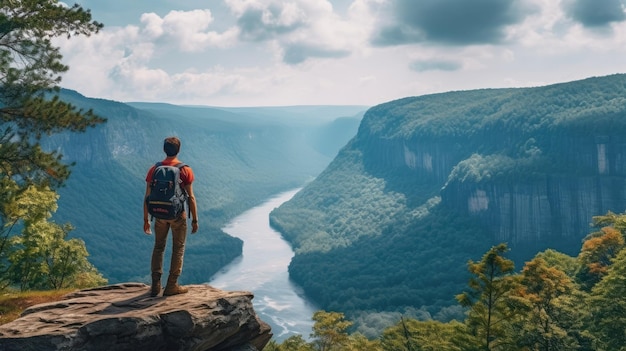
[270,73,626,336]
[269,213,626,350]
[270,143,492,323]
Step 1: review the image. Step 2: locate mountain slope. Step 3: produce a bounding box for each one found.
[45,90,366,283]
[270,74,626,319]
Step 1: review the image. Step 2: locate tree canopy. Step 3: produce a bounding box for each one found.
[270,216,626,349]
[0,0,104,190]
[0,0,105,290]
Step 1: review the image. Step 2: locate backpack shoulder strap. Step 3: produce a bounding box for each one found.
[149,162,163,183]
[173,163,190,216]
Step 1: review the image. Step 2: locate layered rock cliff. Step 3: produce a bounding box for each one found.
[0,283,272,351]
[356,75,626,257]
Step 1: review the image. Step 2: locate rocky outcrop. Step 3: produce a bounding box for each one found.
[0,283,272,351]
[440,136,626,257]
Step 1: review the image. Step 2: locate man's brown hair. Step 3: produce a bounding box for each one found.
[164,137,181,157]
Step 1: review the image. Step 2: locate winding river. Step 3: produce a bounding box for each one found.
[208,189,317,341]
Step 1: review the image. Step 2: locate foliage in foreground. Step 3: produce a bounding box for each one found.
[269,212,626,351]
[1,185,106,290]
[0,0,106,290]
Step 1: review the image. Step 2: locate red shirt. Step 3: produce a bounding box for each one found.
[145,158,194,185]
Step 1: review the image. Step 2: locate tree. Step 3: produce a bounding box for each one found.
[343,332,382,351]
[0,0,104,190]
[5,185,105,290]
[310,310,353,351]
[0,0,105,288]
[587,248,626,350]
[534,249,578,277]
[576,226,625,291]
[511,257,583,351]
[379,318,464,351]
[265,335,315,351]
[591,211,626,234]
[456,243,518,350]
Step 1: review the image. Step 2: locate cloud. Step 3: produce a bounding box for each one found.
[226,0,371,64]
[562,0,626,28]
[410,59,462,72]
[140,10,239,51]
[372,0,537,46]
[282,43,350,64]
[234,2,307,41]
[54,1,626,107]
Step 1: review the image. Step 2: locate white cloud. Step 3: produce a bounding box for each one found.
[226,0,376,64]
[140,10,239,51]
[53,1,626,106]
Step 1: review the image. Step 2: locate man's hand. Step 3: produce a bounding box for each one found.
[191,220,199,234]
[144,219,152,235]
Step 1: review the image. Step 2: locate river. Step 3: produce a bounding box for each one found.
[208,189,317,342]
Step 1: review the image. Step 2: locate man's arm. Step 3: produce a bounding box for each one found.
[143,184,152,234]
[184,183,199,233]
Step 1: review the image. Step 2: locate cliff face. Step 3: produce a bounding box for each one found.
[362,138,463,182]
[440,136,626,255]
[0,283,272,351]
[355,75,626,257]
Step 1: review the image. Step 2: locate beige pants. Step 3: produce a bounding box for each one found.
[151,215,187,277]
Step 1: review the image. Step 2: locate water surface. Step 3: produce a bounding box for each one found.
[209,189,317,341]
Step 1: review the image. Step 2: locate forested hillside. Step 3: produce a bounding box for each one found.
[44,89,365,284]
[269,74,626,328]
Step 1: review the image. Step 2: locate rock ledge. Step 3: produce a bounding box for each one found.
[0,283,272,351]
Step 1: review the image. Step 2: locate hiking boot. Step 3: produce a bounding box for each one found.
[163,284,188,296]
[150,273,162,297]
[163,274,188,296]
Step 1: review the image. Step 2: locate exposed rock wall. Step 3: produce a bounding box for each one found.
[363,131,626,256]
[361,137,466,181]
[442,175,626,243]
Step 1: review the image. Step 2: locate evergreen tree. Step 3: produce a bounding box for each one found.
[0,0,105,287]
[0,0,104,190]
[456,243,518,350]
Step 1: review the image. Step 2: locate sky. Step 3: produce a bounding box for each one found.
[56,0,626,107]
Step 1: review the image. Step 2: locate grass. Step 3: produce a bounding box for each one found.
[0,289,74,325]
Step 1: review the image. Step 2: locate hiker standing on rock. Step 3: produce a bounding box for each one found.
[143,136,199,296]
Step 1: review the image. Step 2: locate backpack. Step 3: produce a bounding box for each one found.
[146,162,188,220]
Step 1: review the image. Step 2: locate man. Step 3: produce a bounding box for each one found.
[143,136,199,296]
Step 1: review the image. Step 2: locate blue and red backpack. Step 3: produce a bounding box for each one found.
[145,162,188,220]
